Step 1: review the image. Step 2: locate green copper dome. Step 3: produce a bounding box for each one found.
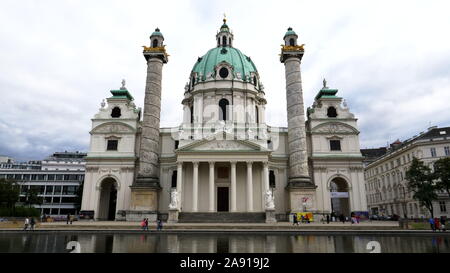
[191,47,258,81]
[283,27,297,39]
[151,28,163,37]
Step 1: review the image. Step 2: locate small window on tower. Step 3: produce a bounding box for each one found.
[174,140,179,150]
[111,107,121,118]
[152,39,158,48]
[330,140,341,151]
[222,36,227,46]
[327,106,337,118]
[107,140,118,151]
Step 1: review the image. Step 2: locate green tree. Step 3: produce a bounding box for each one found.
[24,188,43,208]
[0,178,20,209]
[406,158,438,218]
[433,157,450,197]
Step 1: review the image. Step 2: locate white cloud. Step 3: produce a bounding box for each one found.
[1,0,449,160]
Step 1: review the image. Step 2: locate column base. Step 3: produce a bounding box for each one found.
[125,210,158,222]
[265,209,277,223]
[167,209,179,223]
[286,176,316,189]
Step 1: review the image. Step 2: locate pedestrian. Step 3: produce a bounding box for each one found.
[429,217,435,231]
[66,213,71,225]
[326,214,330,224]
[140,218,146,231]
[340,214,345,224]
[293,213,298,226]
[356,215,360,224]
[23,217,29,231]
[145,218,149,231]
[305,215,310,224]
[440,216,446,232]
[157,219,163,231]
[69,214,73,225]
[434,217,440,231]
[30,217,35,231]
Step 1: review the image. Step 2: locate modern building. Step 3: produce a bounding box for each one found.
[0,151,86,217]
[81,19,368,222]
[364,126,450,219]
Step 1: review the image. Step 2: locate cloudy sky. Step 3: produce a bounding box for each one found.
[1,0,449,161]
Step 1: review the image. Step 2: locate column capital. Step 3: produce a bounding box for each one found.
[262,161,269,168]
[246,161,253,167]
[230,161,237,166]
[208,161,215,167]
[193,161,199,167]
[177,161,183,167]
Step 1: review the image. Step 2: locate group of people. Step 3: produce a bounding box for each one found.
[23,217,36,231]
[140,218,164,231]
[292,214,311,225]
[429,216,447,232]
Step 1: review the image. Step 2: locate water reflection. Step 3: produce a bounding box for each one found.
[0,233,449,253]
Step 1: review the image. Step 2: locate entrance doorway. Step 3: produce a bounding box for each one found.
[330,177,351,218]
[98,178,118,220]
[217,187,229,212]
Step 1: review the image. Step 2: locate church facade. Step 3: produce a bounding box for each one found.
[80,20,367,222]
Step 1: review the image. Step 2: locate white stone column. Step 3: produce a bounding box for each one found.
[246,161,254,212]
[209,161,215,212]
[263,161,269,210]
[231,161,237,212]
[177,162,183,210]
[192,161,199,212]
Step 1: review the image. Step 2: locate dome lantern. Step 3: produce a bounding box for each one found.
[216,17,234,47]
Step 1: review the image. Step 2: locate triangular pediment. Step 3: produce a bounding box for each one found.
[177,132,269,153]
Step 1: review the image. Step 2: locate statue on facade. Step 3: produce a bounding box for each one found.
[265,189,275,210]
[169,189,178,209]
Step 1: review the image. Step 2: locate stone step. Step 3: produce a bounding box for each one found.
[178,212,266,223]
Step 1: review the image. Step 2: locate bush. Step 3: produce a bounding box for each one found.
[0,206,40,217]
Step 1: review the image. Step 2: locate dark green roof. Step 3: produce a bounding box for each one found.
[192,47,258,81]
[151,28,163,37]
[284,27,297,39]
[315,87,339,100]
[110,89,134,101]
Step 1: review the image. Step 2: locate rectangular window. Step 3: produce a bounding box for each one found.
[217,167,229,179]
[174,140,179,150]
[55,174,63,181]
[440,201,447,212]
[171,171,177,188]
[47,174,55,181]
[330,140,341,151]
[54,186,62,194]
[445,146,450,156]
[431,148,437,157]
[46,186,54,195]
[107,140,118,151]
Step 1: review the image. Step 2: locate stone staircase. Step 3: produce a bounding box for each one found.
[178,212,266,223]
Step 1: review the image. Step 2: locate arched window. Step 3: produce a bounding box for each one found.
[253,76,257,86]
[255,105,259,123]
[219,99,229,121]
[222,36,227,46]
[289,38,295,46]
[327,106,337,117]
[217,38,220,46]
[229,37,231,46]
[152,39,158,48]
[190,106,194,123]
[111,107,121,118]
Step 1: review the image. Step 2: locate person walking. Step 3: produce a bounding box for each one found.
[66,213,71,225]
[434,217,440,231]
[293,213,298,226]
[140,218,146,231]
[440,216,446,232]
[30,217,35,231]
[144,218,149,231]
[157,219,163,231]
[429,217,435,231]
[340,214,345,224]
[326,214,330,224]
[23,217,29,231]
